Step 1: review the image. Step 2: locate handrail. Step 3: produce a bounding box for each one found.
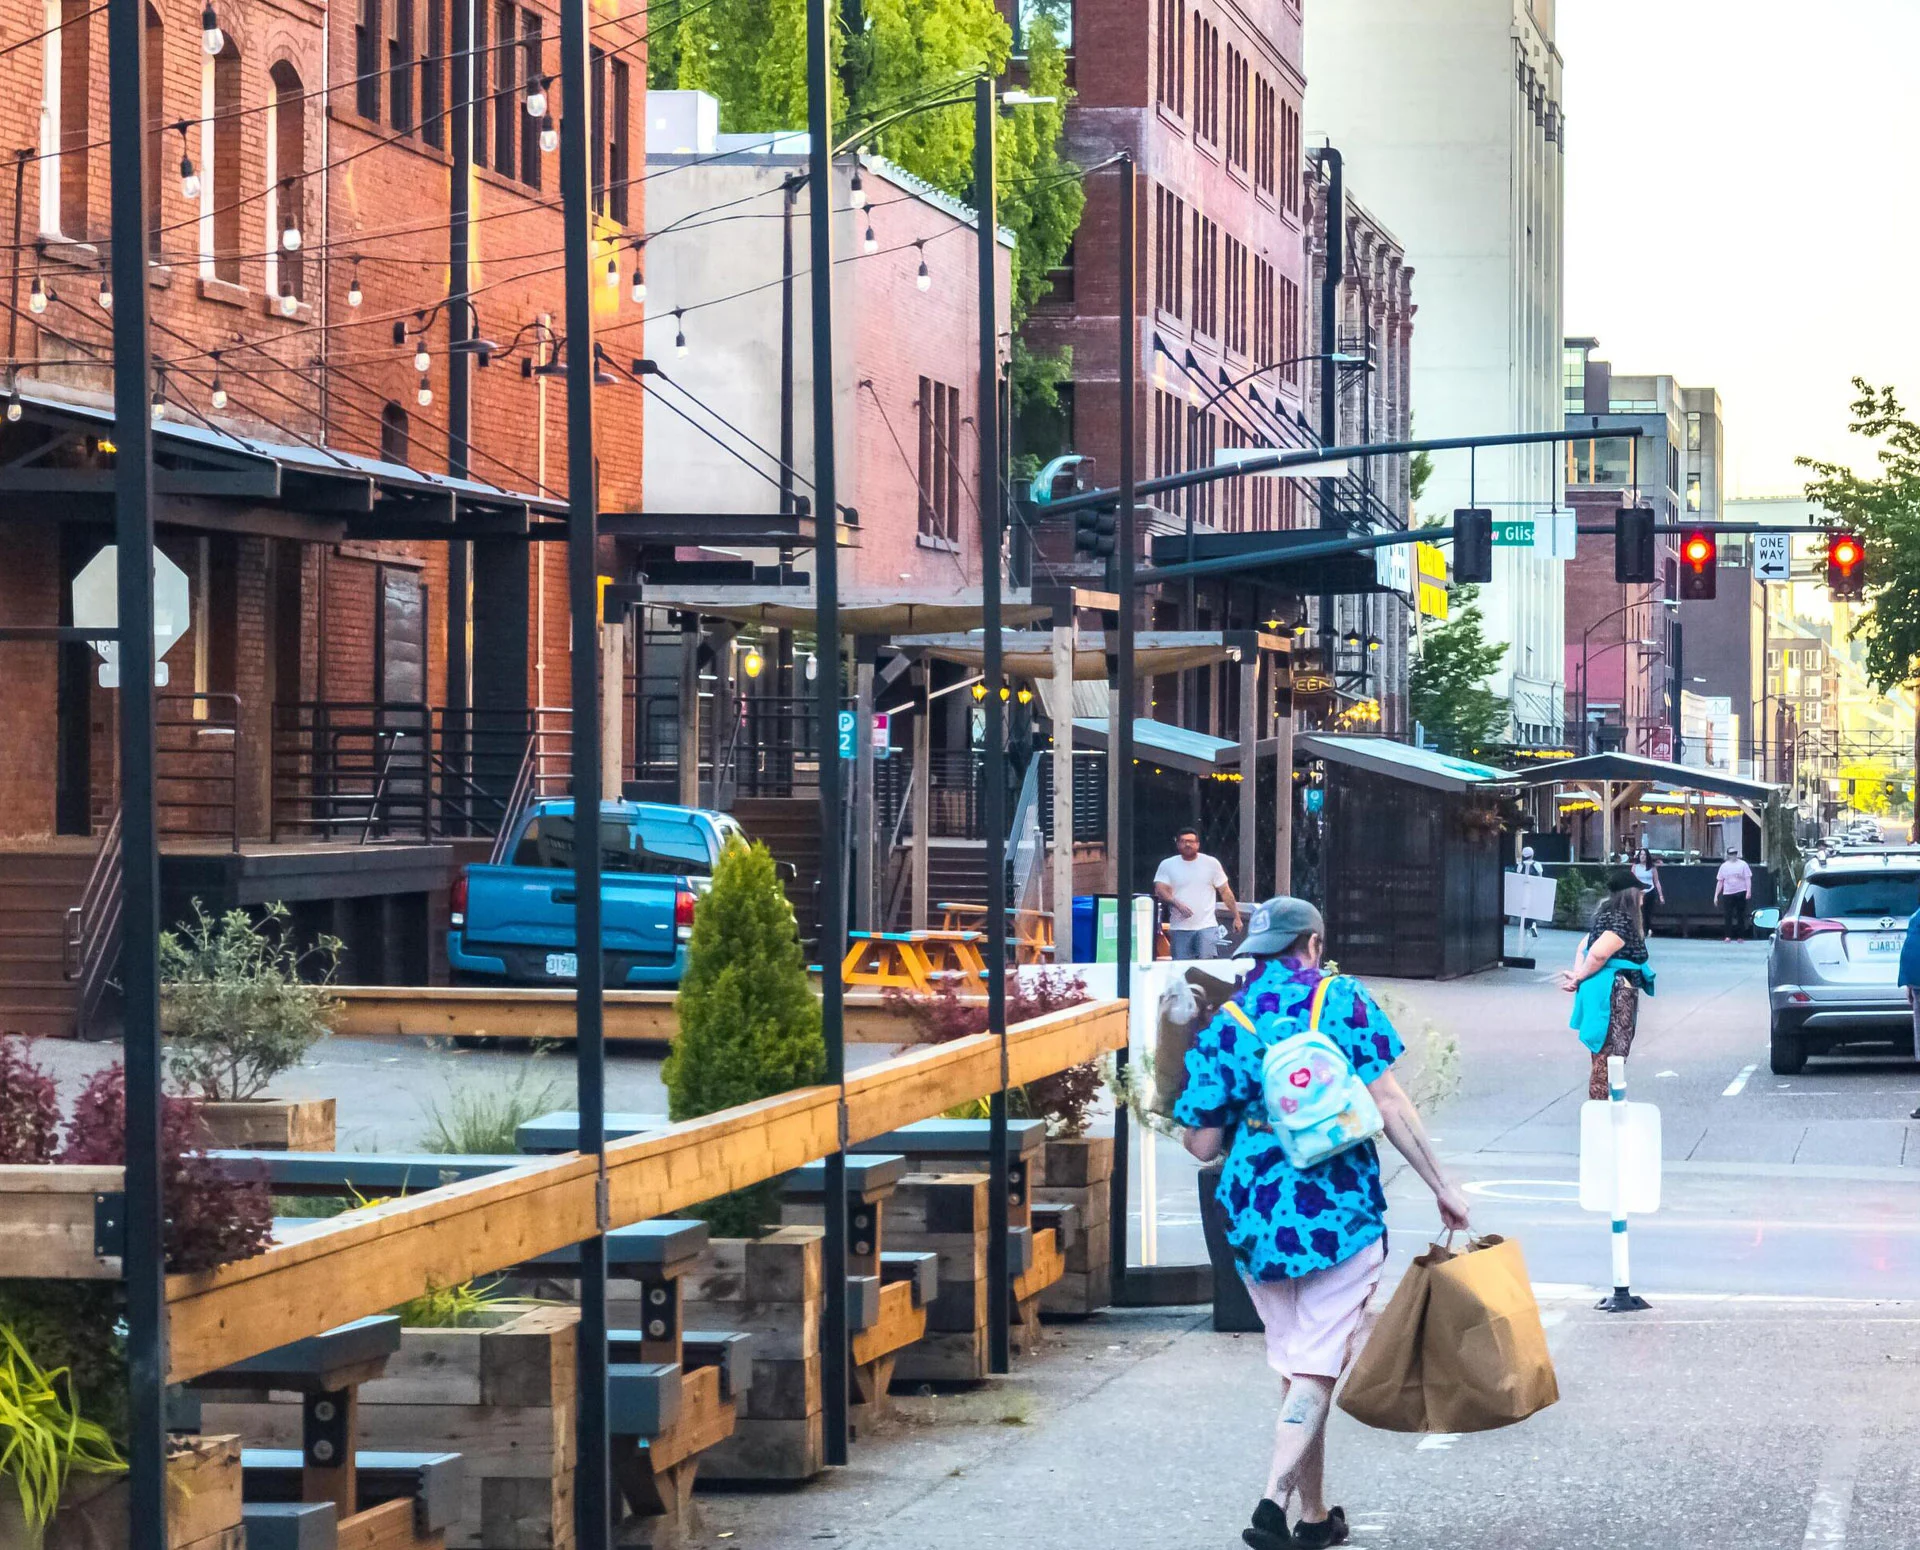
[1008,751,1046,929]
[66,810,123,1039]
[159,996,1128,1382]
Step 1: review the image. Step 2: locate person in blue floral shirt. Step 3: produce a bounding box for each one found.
[1177,897,1468,1550]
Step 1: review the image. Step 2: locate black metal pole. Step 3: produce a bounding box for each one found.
[107,0,165,1535]
[806,0,851,1466]
[558,0,610,1541]
[1316,147,1343,723]
[1109,153,1137,1306]
[780,176,797,519]
[445,0,474,826]
[976,78,1012,1375]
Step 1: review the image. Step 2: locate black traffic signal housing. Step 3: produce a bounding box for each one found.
[1679,528,1716,600]
[1827,531,1865,599]
[1073,506,1116,558]
[1454,508,1493,584]
[1615,506,1656,583]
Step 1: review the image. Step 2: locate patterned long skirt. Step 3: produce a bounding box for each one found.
[1588,973,1640,1101]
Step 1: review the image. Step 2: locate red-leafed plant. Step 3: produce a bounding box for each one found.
[0,1037,61,1164]
[885,970,1104,1138]
[60,1066,273,1275]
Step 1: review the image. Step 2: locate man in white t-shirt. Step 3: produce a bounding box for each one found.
[1714,849,1754,941]
[1153,827,1242,959]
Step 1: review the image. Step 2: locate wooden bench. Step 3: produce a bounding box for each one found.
[779,1155,928,1415]
[512,1111,671,1155]
[238,1451,462,1549]
[211,1150,523,1196]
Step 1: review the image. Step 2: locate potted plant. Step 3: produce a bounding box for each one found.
[161,899,343,1151]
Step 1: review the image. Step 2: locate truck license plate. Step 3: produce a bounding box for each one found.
[545,951,578,977]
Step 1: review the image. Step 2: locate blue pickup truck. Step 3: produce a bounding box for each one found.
[448,799,744,987]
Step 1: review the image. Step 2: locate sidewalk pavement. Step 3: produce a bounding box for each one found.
[697,1293,1920,1550]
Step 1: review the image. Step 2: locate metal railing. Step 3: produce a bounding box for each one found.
[63,809,122,1040]
[155,692,243,850]
[1038,752,1109,846]
[486,708,574,864]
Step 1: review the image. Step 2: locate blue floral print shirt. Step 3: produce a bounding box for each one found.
[1174,961,1403,1282]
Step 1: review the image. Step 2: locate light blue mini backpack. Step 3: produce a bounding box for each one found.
[1226,976,1384,1168]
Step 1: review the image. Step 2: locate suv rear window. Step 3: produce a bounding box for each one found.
[1802,874,1920,919]
[514,814,713,876]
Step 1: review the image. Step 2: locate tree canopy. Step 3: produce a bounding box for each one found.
[1409,587,1510,755]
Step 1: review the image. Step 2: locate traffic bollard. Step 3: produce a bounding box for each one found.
[1597,1053,1650,1313]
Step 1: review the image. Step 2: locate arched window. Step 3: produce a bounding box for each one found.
[201,38,241,282]
[267,61,304,304]
[380,402,409,464]
[145,4,163,238]
[41,0,92,238]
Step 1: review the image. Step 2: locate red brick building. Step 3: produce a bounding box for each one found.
[0,0,647,1027]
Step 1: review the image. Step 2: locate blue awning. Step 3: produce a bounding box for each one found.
[1073,717,1278,777]
[1296,734,1516,792]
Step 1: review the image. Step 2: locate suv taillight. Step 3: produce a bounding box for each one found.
[1777,916,1845,941]
[450,867,469,928]
[675,889,697,940]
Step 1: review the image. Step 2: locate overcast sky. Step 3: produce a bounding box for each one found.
[1558,0,1920,497]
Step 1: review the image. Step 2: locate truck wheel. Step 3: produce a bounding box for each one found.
[1769,1017,1807,1076]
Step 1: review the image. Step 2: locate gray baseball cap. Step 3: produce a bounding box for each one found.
[1238,896,1324,957]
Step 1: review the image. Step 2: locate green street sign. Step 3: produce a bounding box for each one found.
[1493,520,1536,547]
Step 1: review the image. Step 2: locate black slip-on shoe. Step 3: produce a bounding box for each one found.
[1292,1508,1350,1548]
[1242,1497,1292,1550]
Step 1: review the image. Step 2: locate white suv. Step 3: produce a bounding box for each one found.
[1767,852,1920,1073]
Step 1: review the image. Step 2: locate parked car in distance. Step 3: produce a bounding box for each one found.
[1766,849,1920,1074]
[449,799,745,987]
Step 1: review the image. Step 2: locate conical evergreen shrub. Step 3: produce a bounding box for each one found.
[663,837,824,1235]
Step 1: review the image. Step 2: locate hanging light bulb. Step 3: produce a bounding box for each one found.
[209,372,227,410]
[347,267,363,308]
[526,76,548,118]
[915,242,930,292]
[673,310,688,358]
[179,148,200,202]
[604,254,618,290]
[282,219,301,252]
[863,221,877,255]
[28,276,45,315]
[629,247,645,304]
[849,167,865,209]
[742,647,764,679]
[417,375,433,407]
[970,682,987,702]
[200,2,223,53]
[805,652,818,682]
[151,383,168,424]
[278,287,299,317]
[5,390,20,424]
[539,114,557,155]
[97,272,112,311]
[413,342,431,372]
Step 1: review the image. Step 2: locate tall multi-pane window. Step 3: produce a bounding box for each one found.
[608,58,630,221]
[48,0,93,238]
[356,0,382,119]
[1278,275,1299,380]
[472,0,489,166]
[520,14,544,185]
[1192,21,1219,144]
[1686,410,1701,451]
[268,62,305,302]
[1253,76,1275,195]
[389,0,414,133]
[1223,238,1247,356]
[1224,48,1248,171]
[1192,214,1218,338]
[1280,100,1301,215]
[917,377,961,544]
[493,1,518,180]
[145,4,163,237]
[590,46,607,211]
[1252,256,1274,363]
[421,0,444,145]
[210,41,242,282]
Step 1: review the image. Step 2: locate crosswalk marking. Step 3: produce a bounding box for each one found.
[1724,1063,1758,1097]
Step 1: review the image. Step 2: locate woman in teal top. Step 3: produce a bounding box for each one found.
[1562,867,1654,1099]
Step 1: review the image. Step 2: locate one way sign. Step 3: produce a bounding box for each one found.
[1755,532,1791,583]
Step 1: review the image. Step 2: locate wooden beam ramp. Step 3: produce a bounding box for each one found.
[163,998,1126,1384]
[326,985,949,1044]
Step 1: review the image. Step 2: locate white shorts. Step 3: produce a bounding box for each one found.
[1241,1237,1387,1381]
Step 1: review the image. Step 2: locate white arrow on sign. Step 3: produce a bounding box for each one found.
[71,545,191,687]
[1755,531,1791,583]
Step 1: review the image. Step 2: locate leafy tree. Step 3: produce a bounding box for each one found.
[1409,586,1509,755]
[1798,380,1920,839]
[662,838,825,1236]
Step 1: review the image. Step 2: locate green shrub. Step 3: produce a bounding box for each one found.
[663,839,824,1237]
[1553,867,1594,927]
[161,900,343,1102]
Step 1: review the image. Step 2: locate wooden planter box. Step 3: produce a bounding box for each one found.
[0,1434,243,1550]
[1036,1134,1114,1316]
[0,1164,125,1279]
[193,1097,336,1152]
[201,1304,576,1549]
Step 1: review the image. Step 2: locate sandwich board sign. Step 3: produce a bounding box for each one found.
[71,545,190,687]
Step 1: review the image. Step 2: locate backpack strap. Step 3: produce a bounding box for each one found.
[1223,1002,1258,1036]
[1307,975,1341,1035]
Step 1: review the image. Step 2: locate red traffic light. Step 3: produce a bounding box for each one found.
[1828,531,1866,598]
[1680,529,1716,600]
[1829,534,1861,573]
[1682,532,1714,570]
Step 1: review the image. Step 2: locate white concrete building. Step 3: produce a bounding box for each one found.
[1305,0,1567,744]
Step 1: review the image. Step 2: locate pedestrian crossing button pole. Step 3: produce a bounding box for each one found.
[1580,1054,1657,1313]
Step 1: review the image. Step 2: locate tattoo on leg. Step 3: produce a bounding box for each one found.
[1280,1388,1320,1426]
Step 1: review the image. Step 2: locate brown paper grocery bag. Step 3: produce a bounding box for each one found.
[1335,1240,1438,1432]
[1150,967,1237,1116]
[1338,1235,1558,1433]
[1421,1234,1558,1432]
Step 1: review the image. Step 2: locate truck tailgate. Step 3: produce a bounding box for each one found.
[463,864,679,962]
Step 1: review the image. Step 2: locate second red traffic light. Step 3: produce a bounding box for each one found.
[1679,529,1716,600]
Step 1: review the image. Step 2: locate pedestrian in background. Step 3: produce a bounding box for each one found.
[1632,847,1665,936]
[1899,900,1920,1121]
[1154,826,1242,960]
[1563,867,1656,1101]
[1516,846,1545,939]
[1714,849,1754,940]
[1177,897,1469,1550]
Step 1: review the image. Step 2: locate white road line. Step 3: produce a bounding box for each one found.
[1724,1063,1758,1097]
[1414,1434,1459,1451]
[1803,1428,1865,1548]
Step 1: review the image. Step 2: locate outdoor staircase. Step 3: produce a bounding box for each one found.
[732,796,831,948]
[0,845,93,1036]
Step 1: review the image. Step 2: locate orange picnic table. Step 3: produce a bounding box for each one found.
[839,928,988,991]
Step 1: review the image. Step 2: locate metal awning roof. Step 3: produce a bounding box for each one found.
[1508,752,1779,804]
[640,591,1053,635]
[1072,716,1287,776]
[2,383,560,536]
[1297,734,1517,793]
[894,629,1288,680]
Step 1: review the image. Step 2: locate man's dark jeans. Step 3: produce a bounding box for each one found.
[1722,892,1750,939]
